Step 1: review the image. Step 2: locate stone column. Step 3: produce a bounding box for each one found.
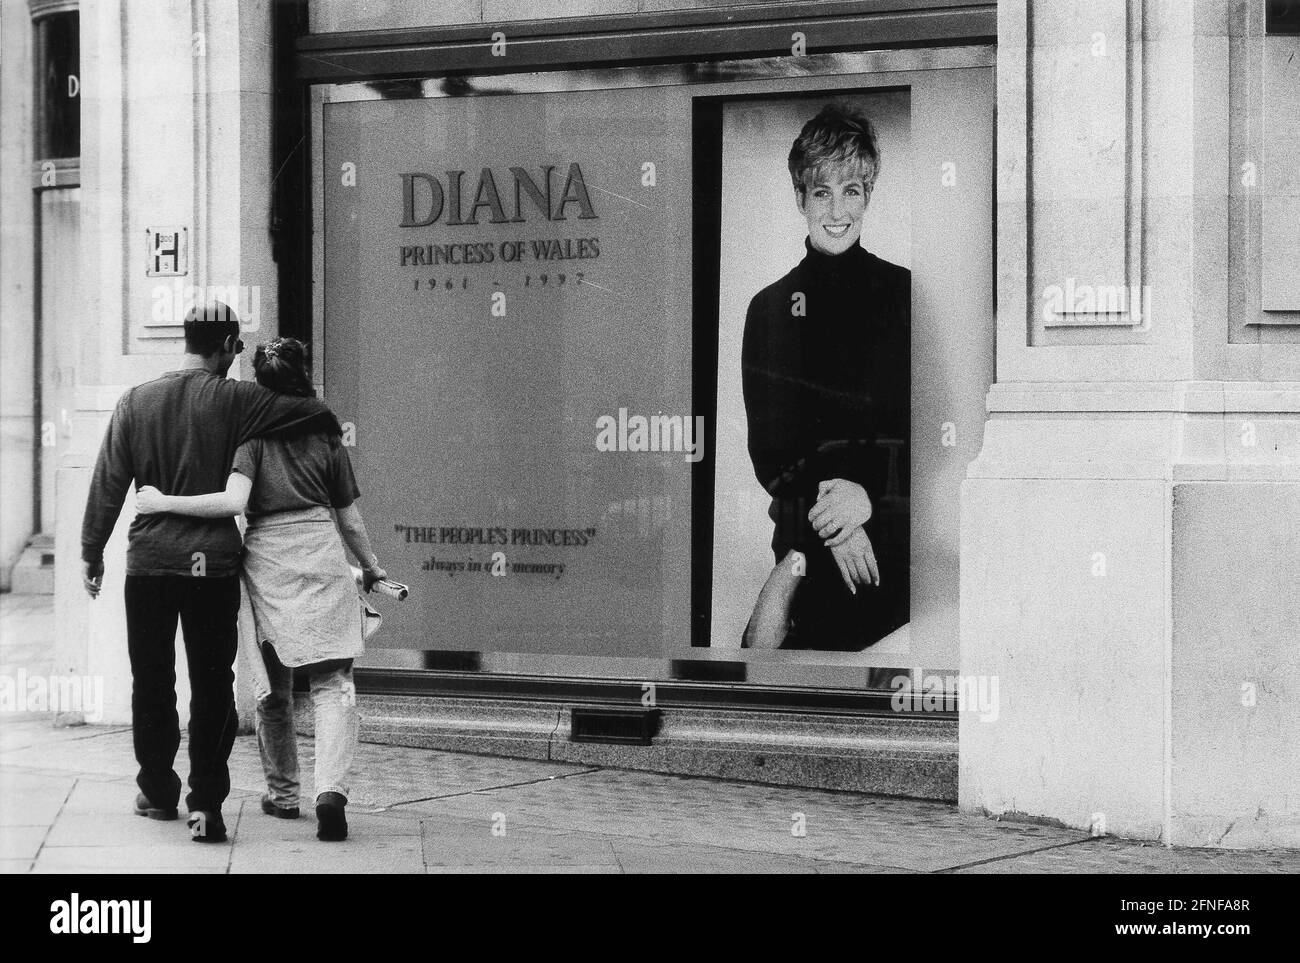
[960,0,1300,848]
[0,2,36,590]
[54,0,278,730]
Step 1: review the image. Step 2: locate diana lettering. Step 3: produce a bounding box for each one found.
[400,163,598,227]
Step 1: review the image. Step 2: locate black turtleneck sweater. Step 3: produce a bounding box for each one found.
[741,239,910,648]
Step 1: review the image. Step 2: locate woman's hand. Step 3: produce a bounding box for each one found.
[362,562,388,593]
[809,479,873,546]
[135,485,169,515]
[828,525,880,592]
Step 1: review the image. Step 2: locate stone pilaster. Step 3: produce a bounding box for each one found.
[960,0,1300,847]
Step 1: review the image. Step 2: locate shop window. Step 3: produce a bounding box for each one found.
[1266,0,1300,33]
[33,8,80,160]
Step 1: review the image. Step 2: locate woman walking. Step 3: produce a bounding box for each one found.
[137,338,385,841]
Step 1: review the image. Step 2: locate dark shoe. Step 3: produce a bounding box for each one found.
[261,795,299,820]
[186,810,227,843]
[133,792,178,821]
[315,791,347,842]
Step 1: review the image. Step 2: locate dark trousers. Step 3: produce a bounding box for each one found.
[124,574,240,813]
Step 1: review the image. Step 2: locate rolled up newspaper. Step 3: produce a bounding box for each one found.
[372,578,409,600]
[350,566,410,600]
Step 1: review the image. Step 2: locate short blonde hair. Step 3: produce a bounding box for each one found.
[788,102,880,199]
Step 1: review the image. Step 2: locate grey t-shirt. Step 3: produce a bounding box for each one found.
[232,432,359,519]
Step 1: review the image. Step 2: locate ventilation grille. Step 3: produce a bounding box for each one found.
[569,707,661,745]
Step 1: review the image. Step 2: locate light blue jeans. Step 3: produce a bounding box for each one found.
[257,643,358,808]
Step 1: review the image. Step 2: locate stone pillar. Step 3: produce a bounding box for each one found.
[960,0,1300,848]
[0,2,36,590]
[54,0,278,730]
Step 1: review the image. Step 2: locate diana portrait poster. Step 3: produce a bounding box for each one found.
[708,90,913,658]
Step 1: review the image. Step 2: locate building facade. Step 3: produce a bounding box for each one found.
[1,0,1296,848]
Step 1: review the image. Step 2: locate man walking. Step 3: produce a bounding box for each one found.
[80,302,341,843]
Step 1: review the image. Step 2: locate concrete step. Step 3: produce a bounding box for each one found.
[9,536,55,595]
[302,694,958,801]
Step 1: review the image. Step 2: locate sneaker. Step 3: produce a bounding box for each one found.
[261,795,300,820]
[133,792,178,821]
[186,810,227,843]
[315,791,347,842]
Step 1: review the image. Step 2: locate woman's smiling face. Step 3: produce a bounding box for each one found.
[797,164,872,255]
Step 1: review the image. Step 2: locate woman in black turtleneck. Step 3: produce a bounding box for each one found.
[740,103,910,651]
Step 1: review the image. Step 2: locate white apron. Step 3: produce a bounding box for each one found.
[240,505,365,669]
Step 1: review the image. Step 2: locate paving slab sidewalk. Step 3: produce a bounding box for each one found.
[1,719,1297,874]
[3,595,1297,874]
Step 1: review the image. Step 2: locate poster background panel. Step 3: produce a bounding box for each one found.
[322,88,693,657]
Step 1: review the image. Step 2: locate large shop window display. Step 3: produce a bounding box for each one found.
[315,51,993,683]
